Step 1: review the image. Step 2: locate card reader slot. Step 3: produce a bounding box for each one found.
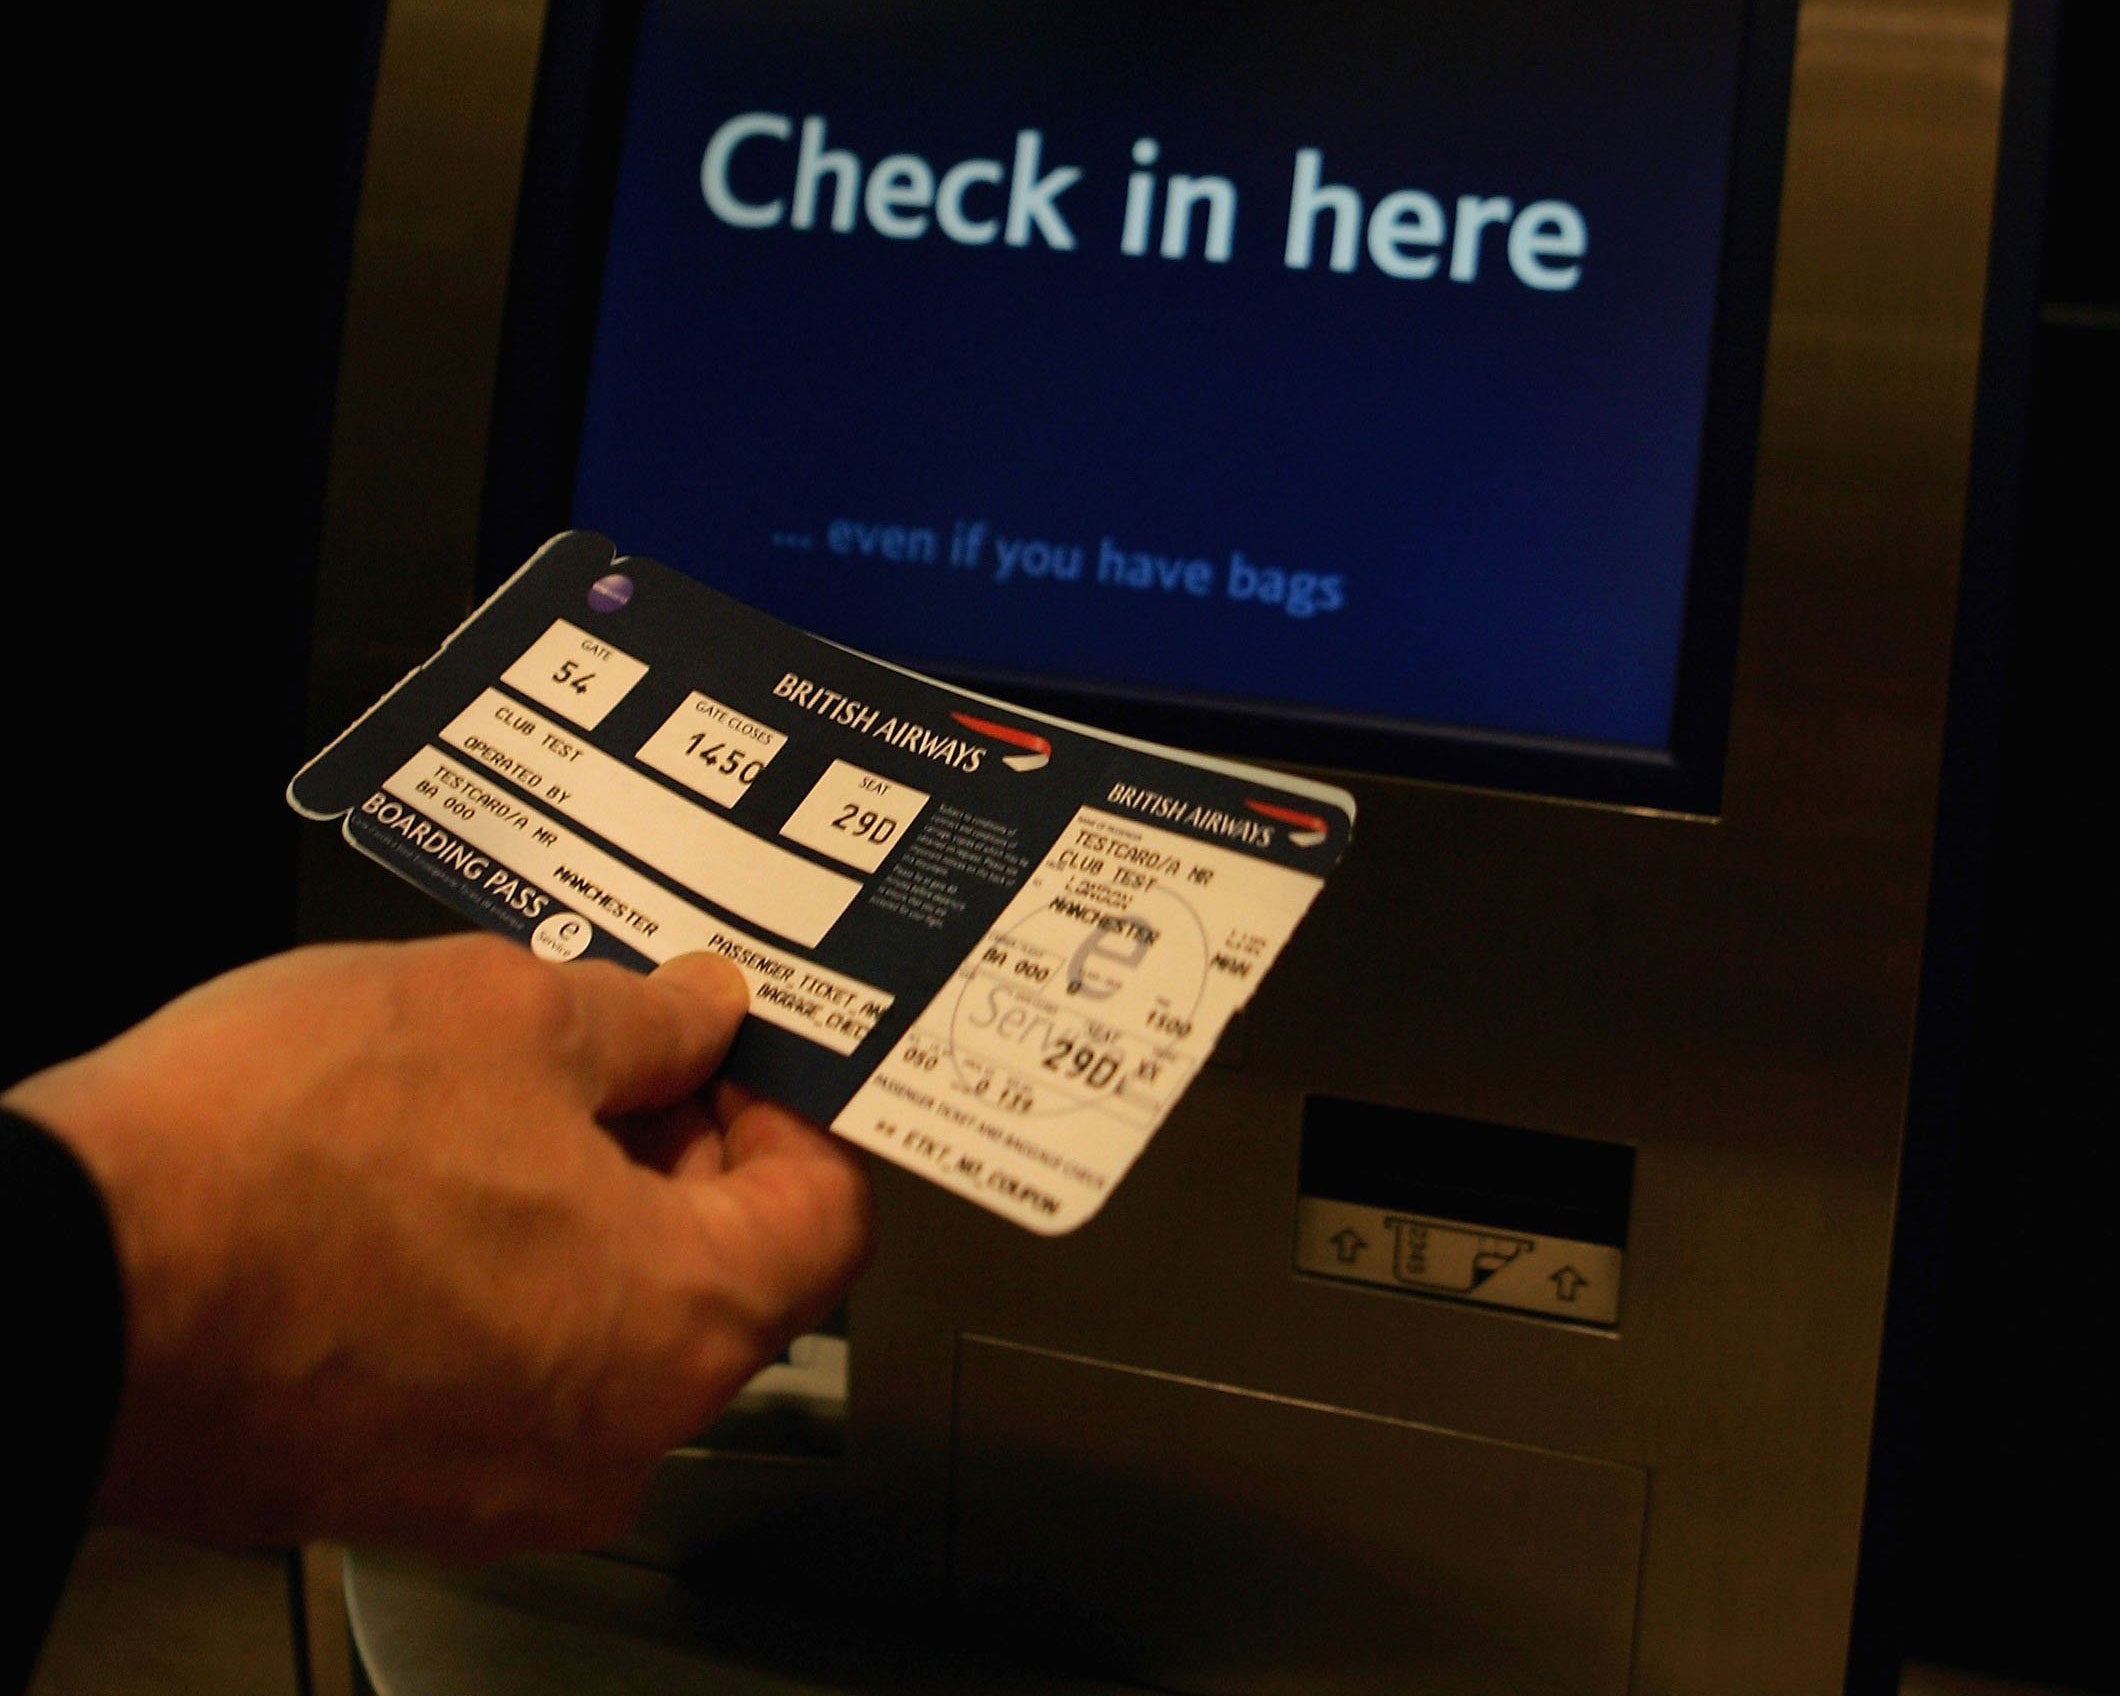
[1299,1095,1632,1247]
[1296,1097,1633,1325]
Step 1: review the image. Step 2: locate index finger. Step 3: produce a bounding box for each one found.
[551,951,751,1115]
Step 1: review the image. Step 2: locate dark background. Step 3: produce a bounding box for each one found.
[11,3,2110,1688]
[14,4,386,1074]
[1890,4,2114,1685]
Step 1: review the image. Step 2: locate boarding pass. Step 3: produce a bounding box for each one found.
[290,532,1353,1232]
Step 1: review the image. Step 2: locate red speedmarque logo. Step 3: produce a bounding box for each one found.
[950,711,1053,772]
[1244,798,1330,848]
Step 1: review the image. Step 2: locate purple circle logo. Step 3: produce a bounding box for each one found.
[587,573,634,613]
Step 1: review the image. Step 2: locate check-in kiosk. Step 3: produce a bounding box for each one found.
[310,2,2048,1691]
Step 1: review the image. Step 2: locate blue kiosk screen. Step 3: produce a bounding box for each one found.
[569,2,1751,762]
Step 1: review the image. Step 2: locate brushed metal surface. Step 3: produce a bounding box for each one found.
[299,0,550,947]
[951,1336,1648,1696]
[343,1548,1150,1695]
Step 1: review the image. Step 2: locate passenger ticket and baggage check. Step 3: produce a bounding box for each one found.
[290,532,1354,1231]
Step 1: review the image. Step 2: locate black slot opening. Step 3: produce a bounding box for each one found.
[1299,1097,1634,1249]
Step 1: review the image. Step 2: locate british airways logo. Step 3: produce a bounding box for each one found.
[950,711,1053,772]
[1244,798,1330,848]
[1105,782,1276,848]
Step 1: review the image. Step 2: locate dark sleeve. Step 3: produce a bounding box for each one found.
[3,1104,126,1692]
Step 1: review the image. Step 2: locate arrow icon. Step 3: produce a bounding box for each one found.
[1330,1227,1369,1265]
[1550,1266,1589,1302]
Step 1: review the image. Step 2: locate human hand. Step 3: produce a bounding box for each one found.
[4,934,871,1558]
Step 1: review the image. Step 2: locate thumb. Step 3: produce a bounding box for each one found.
[553,952,751,1116]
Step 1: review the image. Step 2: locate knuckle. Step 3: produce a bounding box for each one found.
[471,938,581,1044]
[675,1283,782,1401]
[788,1155,879,1274]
